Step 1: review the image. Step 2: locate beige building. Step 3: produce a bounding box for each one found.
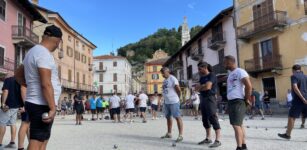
[33,4,97,100]
[234,0,307,101]
[145,49,169,95]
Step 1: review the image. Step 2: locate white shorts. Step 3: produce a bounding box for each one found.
[0,108,19,126]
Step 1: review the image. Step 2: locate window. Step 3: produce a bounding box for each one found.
[58,66,61,80]
[76,41,79,47]
[113,85,117,92]
[260,39,273,57]
[113,73,117,82]
[66,46,73,57]
[154,84,158,93]
[152,74,159,80]
[68,69,72,82]
[81,55,87,64]
[99,74,103,82]
[99,62,103,70]
[153,66,157,72]
[74,51,80,61]
[82,45,85,51]
[99,85,103,94]
[0,46,4,66]
[198,39,202,54]
[88,48,91,54]
[88,57,91,65]
[83,74,85,84]
[68,35,71,42]
[113,61,117,67]
[0,0,6,21]
[187,65,192,79]
[305,0,307,15]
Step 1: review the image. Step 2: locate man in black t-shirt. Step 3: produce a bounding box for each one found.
[278,65,307,139]
[0,77,24,149]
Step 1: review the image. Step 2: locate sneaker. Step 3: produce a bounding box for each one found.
[242,144,248,150]
[161,133,172,139]
[261,117,265,120]
[175,136,183,143]
[300,124,305,129]
[198,139,212,145]
[209,140,221,148]
[278,133,291,140]
[143,120,147,123]
[4,143,16,148]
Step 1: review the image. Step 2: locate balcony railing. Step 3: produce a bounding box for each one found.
[96,66,107,72]
[212,63,227,75]
[0,56,15,80]
[237,11,287,39]
[244,55,282,74]
[191,48,204,61]
[12,25,39,45]
[207,32,226,50]
[173,61,183,70]
[61,79,97,92]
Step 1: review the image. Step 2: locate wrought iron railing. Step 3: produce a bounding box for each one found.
[12,25,39,44]
[207,32,226,49]
[61,79,97,92]
[237,11,287,39]
[244,55,282,72]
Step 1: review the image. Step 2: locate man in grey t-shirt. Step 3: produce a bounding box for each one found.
[23,25,62,150]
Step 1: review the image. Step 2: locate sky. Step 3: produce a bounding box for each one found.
[38,0,232,56]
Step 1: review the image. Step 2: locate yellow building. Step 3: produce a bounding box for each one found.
[145,50,169,95]
[33,4,97,100]
[234,0,307,101]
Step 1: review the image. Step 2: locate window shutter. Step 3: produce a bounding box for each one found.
[253,43,260,70]
[271,37,280,67]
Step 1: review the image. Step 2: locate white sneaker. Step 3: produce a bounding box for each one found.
[218,118,224,122]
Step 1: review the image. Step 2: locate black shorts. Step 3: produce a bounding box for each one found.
[21,112,29,122]
[25,102,53,142]
[125,108,134,114]
[111,108,120,115]
[96,107,104,113]
[151,104,158,111]
[91,109,96,114]
[289,103,307,118]
[140,107,147,112]
[75,103,84,115]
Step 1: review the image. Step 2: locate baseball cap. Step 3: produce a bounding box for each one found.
[44,25,62,39]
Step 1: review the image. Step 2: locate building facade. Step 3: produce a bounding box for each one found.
[33,4,97,100]
[145,49,169,95]
[93,55,132,97]
[165,7,236,98]
[0,0,46,92]
[234,0,307,101]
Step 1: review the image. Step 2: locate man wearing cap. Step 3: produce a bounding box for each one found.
[160,67,183,143]
[23,25,62,150]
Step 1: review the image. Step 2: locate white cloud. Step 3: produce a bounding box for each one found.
[188,2,196,9]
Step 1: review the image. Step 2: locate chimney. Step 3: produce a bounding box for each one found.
[32,0,39,5]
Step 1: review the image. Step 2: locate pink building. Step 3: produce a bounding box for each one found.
[0,0,46,86]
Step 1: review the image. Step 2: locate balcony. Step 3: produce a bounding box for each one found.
[89,64,94,71]
[208,32,226,50]
[58,51,64,59]
[0,56,15,81]
[237,11,287,40]
[212,63,227,75]
[191,48,204,61]
[244,55,282,76]
[173,61,183,70]
[12,26,39,46]
[95,66,107,72]
[61,79,97,93]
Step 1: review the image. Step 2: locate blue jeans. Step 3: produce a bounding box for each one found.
[164,103,181,119]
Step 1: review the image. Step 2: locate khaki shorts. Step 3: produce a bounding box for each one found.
[193,104,199,111]
[0,108,19,126]
[228,99,246,126]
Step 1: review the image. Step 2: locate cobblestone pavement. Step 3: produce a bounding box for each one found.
[2,114,307,150]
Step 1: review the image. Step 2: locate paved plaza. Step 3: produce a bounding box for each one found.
[2,114,307,150]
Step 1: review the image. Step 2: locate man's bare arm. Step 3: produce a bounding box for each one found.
[38,68,55,123]
[242,77,252,103]
[175,85,181,98]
